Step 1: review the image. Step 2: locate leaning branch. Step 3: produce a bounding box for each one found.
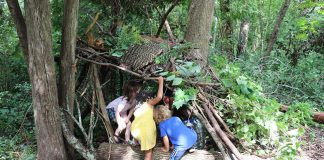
[60,110,96,160]
[155,0,180,37]
[76,55,221,87]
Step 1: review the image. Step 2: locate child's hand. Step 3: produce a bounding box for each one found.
[158,76,164,83]
[162,148,169,152]
[125,118,129,124]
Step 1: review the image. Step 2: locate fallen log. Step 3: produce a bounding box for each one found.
[280,105,324,124]
[96,143,221,160]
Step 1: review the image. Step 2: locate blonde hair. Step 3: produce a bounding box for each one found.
[153,105,172,124]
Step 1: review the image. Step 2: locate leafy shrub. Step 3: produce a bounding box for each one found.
[0,136,36,160]
[211,54,314,158]
[0,82,33,137]
[238,50,323,111]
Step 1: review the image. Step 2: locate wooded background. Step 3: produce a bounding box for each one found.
[0,0,323,159]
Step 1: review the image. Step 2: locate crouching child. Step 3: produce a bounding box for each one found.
[153,105,197,160]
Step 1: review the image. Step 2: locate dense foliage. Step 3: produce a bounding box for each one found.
[0,0,323,159]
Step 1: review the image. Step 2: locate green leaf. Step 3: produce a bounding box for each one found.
[173,100,185,109]
[296,33,308,40]
[159,71,169,76]
[112,51,124,57]
[176,65,190,77]
[172,78,183,86]
[242,125,249,133]
[166,75,176,81]
[174,88,185,100]
[227,119,236,124]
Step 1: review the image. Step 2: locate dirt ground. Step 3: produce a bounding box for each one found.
[298,126,324,160]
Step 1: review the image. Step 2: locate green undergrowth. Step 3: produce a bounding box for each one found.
[211,54,317,159]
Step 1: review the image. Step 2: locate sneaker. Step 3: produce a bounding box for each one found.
[188,148,196,153]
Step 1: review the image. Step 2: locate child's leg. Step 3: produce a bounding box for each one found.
[170,148,186,160]
[144,149,153,160]
[114,122,127,142]
[125,122,131,142]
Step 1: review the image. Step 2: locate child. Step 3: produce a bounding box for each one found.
[130,77,164,160]
[174,107,206,151]
[106,80,141,143]
[153,106,197,160]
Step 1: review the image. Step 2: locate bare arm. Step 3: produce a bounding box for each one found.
[115,104,125,127]
[148,76,164,106]
[162,136,170,152]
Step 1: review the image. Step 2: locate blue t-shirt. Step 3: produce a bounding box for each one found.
[159,116,197,149]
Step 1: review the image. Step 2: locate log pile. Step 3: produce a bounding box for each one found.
[96,143,221,160]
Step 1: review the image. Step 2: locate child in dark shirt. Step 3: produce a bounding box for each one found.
[153,105,197,160]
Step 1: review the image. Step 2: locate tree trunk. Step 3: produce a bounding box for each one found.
[5,0,29,62]
[266,0,291,54]
[59,0,79,158]
[220,0,233,58]
[184,0,215,66]
[25,0,67,159]
[237,20,250,56]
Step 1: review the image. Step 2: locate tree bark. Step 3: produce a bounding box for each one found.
[184,0,215,66]
[59,0,79,158]
[25,0,67,159]
[5,0,29,62]
[237,20,250,56]
[266,0,291,54]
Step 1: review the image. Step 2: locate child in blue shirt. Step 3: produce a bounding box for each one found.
[153,105,197,160]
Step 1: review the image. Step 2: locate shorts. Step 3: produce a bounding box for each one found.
[170,147,187,160]
[107,108,116,123]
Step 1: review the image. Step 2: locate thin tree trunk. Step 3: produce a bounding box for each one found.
[155,0,180,37]
[25,0,67,159]
[59,0,79,158]
[5,0,29,62]
[220,0,233,58]
[266,0,291,54]
[237,20,250,56]
[92,65,115,140]
[185,0,215,66]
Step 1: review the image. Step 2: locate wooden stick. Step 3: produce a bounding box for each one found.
[209,107,235,140]
[197,91,235,140]
[189,104,232,160]
[201,103,244,160]
[92,65,115,141]
[164,20,175,42]
[85,12,101,35]
[60,110,96,160]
